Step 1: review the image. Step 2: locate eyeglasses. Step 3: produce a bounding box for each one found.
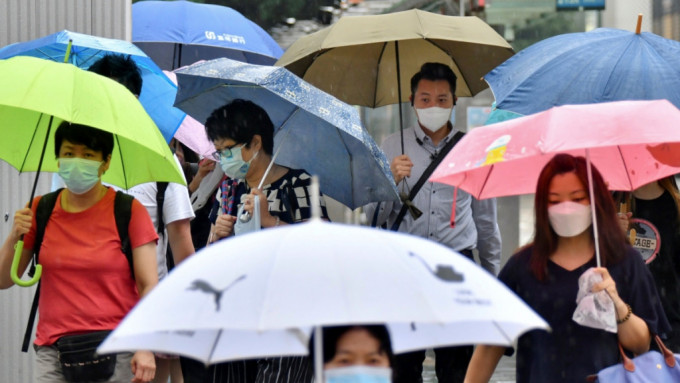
[210,143,246,161]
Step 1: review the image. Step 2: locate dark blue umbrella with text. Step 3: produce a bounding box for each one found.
[133,0,283,70]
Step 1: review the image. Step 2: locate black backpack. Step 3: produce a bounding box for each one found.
[21,188,134,352]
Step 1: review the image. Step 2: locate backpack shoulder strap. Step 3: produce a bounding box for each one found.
[114,190,135,280]
[31,188,63,272]
[22,188,62,353]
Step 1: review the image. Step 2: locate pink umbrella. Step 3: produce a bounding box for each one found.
[163,70,215,160]
[430,99,680,266]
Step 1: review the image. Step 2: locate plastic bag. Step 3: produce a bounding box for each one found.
[572,267,617,333]
[234,195,261,236]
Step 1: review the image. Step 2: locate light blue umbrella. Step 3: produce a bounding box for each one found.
[484,28,680,119]
[0,29,185,143]
[133,0,283,70]
[174,58,399,209]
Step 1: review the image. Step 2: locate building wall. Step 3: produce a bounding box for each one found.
[0,1,130,381]
[600,0,652,31]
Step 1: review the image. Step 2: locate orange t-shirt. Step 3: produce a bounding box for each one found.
[23,188,158,346]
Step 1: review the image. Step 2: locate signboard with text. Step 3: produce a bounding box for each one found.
[557,0,605,10]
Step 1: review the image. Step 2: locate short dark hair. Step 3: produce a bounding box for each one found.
[308,325,394,371]
[204,99,275,155]
[410,62,457,105]
[88,54,142,96]
[54,121,114,159]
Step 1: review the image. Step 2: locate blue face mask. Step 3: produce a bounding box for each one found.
[219,144,258,179]
[58,157,103,195]
[325,366,392,383]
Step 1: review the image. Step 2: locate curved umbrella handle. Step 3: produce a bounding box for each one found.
[10,240,41,287]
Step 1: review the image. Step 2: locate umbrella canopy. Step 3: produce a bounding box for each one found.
[484,28,680,118]
[0,29,186,143]
[163,70,215,160]
[275,9,514,107]
[99,219,548,363]
[430,99,680,200]
[0,56,185,188]
[132,0,284,70]
[174,57,400,209]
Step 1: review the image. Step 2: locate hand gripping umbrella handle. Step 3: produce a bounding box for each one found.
[10,240,42,287]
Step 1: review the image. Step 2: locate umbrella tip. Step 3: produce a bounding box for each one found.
[635,14,643,34]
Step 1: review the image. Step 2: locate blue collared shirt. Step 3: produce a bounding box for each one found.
[365,123,502,274]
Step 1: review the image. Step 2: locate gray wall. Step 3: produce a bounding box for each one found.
[0,1,130,381]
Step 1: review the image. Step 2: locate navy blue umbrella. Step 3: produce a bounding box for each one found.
[0,30,185,143]
[174,58,399,209]
[133,0,284,70]
[485,27,680,118]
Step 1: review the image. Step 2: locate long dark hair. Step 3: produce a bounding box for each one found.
[531,153,627,281]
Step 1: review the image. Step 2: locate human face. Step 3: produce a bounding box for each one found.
[58,139,109,176]
[412,79,455,110]
[324,328,390,370]
[547,172,590,207]
[211,138,256,162]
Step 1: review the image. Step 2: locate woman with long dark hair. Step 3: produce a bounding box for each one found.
[464,153,669,383]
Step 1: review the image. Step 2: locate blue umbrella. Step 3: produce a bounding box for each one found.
[174,58,399,209]
[485,28,680,118]
[0,29,185,143]
[133,0,284,70]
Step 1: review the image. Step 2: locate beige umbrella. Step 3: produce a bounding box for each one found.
[276,9,514,107]
[276,9,514,151]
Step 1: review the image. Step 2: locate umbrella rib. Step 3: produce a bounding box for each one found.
[617,145,634,190]
[19,113,46,173]
[478,164,495,200]
[491,320,513,344]
[114,135,127,189]
[331,125,355,206]
[425,38,474,95]
[373,42,389,107]
[208,328,223,364]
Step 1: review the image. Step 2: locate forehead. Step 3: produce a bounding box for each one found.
[336,328,381,352]
[549,172,585,194]
[415,79,453,96]
[59,140,97,152]
[213,137,236,149]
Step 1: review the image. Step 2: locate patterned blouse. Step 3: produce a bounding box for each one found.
[218,168,329,223]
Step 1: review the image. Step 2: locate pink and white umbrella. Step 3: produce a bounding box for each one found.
[430,99,680,266]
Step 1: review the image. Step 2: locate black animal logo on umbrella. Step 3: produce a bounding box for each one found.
[187,275,246,311]
[410,252,464,282]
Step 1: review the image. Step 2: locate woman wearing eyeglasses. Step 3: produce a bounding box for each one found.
[180,99,328,383]
[205,99,329,244]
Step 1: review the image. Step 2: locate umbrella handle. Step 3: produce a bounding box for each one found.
[10,240,41,287]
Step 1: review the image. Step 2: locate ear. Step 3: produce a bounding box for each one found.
[100,154,112,175]
[250,134,262,151]
[454,96,458,106]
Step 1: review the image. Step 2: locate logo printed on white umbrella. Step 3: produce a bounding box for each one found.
[410,252,464,282]
[187,275,246,311]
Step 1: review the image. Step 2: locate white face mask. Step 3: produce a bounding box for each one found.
[415,106,453,132]
[325,366,392,383]
[548,201,593,237]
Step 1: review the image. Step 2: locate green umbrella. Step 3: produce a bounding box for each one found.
[0,56,185,286]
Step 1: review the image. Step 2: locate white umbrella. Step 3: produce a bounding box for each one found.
[100,219,548,365]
